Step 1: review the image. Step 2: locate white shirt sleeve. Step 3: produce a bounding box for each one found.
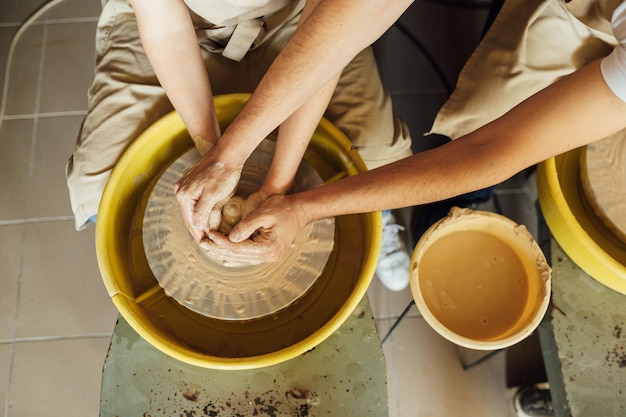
[601,1,626,102]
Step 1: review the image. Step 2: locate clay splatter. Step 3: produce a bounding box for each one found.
[614,325,623,339]
[606,345,626,368]
[183,390,200,402]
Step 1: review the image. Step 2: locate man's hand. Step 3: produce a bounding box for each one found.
[174,150,243,242]
[241,190,270,218]
[199,195,307,265]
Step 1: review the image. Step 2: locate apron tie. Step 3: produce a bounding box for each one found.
[222,18,265,61]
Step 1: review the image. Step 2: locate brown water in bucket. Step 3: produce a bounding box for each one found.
[411,207,550,350]
[417,230,529,341]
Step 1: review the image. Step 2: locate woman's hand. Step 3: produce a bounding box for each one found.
[174,147,244,242]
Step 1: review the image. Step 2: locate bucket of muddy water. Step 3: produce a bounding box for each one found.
[410,207,551,350]
[96,94,380,369]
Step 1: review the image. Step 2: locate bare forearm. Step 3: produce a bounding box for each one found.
[263,75,339,194]
[217,0,414,158]
[291,59,626,223]
[260,0,341,194]
[289,138,500,222]
[131,0,220,144]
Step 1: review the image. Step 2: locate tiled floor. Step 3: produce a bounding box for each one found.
[0,1,540,416]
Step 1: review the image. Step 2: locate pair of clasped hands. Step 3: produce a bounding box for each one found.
[173,141,304,266]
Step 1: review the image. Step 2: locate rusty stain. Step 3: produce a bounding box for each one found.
[614,325,623,339]
[183,389,200,402]
[606,345,626,368]
[138,387,324,416]
[286,387,309,400]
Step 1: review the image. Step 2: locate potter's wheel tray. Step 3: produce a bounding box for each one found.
[537,143,626,295]
[580,133,626,244]
[95,94,380,370]
[142,141,335,321]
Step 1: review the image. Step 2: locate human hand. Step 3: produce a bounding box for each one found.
[174,148,243,242]
[192,135,215,157]
[199,195,307,265]
[241,190,270,218]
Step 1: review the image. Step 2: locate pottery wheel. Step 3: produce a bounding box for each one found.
[142,140,335,321]
[581,131,626,243]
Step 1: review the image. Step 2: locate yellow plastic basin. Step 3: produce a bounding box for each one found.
[96,93,381,370]
[537,148,626,294]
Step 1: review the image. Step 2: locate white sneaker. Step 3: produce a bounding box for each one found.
[375,211,411,291]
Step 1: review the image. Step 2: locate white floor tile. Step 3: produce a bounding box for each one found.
[16,221,117,338]
[384,316,517,417]
[8,337,111,417]
[0,119,34,221]
[0,344,11,417]
[28,116,83,219]
[0,225,22,342]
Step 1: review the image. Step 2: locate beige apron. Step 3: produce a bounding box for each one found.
[66,0,412,230]
[430,0,621,140]
[185,0,303,61]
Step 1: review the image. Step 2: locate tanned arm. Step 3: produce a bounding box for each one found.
[201,59,626,264]
[175,0,414,237]
[131,0,220,152]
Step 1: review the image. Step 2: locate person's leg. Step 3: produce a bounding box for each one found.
[411,0,506,244]
[326,47,414,291]
[325,47,413,170]
[66,0,172,230]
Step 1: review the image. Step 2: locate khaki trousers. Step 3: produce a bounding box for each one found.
[431,0,620,140]
[66,0,412,230]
